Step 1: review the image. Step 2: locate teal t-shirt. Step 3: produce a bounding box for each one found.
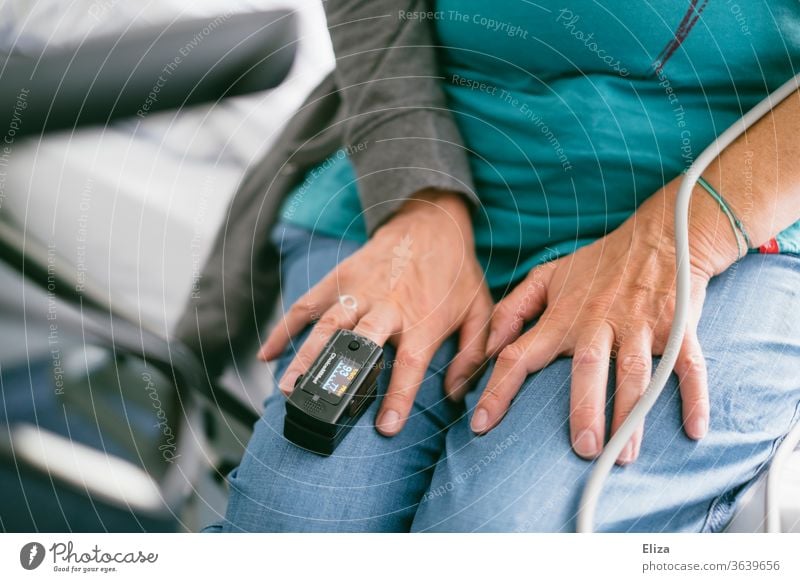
[280,1,800,288]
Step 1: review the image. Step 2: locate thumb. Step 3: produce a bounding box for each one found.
[486,261,555,357]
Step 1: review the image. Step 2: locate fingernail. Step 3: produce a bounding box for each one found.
[377,409,402,435]
[573,430,598,458]
[688,417,708,439]
[279,370,299,394]
[485,331,499,357]
[471,407,490,433]
[619,441,635,464]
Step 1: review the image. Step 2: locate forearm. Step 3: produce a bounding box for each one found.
[703,89,800,251]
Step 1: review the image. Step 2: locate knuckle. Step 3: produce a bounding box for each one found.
[396,349,428,371]
[570,404,600,428]
[613,402,637,421]
[288,301,308,317]
[289,298,316,320]
[570,403,601,427]
[313,317,339,338]
[630,280,655,296]
[680,352,707,377]
[584,294,614,316]
[357,316,388,337]
[497,343,526,367]
[682,387,709,407]
[316,313,339,329]
[383,389,415,410]
[456,349,486,372]
[684,398,709,413]
[493,300,515,320]
[573,345,606,367]
[293,350,315,369]
[618,353,650,376]
[479,384,506,407]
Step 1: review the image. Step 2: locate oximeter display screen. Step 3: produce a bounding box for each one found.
[321,356,360,396]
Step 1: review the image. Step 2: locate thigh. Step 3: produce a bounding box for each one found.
[412,253,800,532]
[216,224,461,532]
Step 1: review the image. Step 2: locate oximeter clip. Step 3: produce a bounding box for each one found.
[284,329,384,455]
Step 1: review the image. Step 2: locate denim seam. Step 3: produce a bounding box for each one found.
[700,397,800,532]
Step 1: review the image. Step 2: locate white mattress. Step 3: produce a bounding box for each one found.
[0,0,333,338]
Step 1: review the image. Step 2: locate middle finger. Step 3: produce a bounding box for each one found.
[570,323,614,459]
[612,328,652,465]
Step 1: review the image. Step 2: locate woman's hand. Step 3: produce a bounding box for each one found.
[259,189,493,436]
[473,177,741,465]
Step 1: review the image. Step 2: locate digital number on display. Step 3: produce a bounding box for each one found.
[321,357,360,396]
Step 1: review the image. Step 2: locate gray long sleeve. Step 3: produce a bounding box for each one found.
[323,0,478,233]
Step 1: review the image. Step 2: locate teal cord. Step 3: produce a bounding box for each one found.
[696,175,754,257]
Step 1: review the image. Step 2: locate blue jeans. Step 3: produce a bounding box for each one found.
[208,223,800,532]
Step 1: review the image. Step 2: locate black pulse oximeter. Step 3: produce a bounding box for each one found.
[284,329,384,455]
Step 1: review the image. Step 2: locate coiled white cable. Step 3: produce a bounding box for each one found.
[577,73,800,533]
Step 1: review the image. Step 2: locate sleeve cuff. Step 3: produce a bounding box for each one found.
[347,108,478,234]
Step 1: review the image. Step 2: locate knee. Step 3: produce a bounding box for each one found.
[219,389,451,532]
[220,418,411,532]
[412,419,587,532]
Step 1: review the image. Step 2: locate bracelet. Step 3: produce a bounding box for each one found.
[695,175,754,259]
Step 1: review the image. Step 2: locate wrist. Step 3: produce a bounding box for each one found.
[685,176,744,276]
[638,177,741,279]
[381,188,475,244]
